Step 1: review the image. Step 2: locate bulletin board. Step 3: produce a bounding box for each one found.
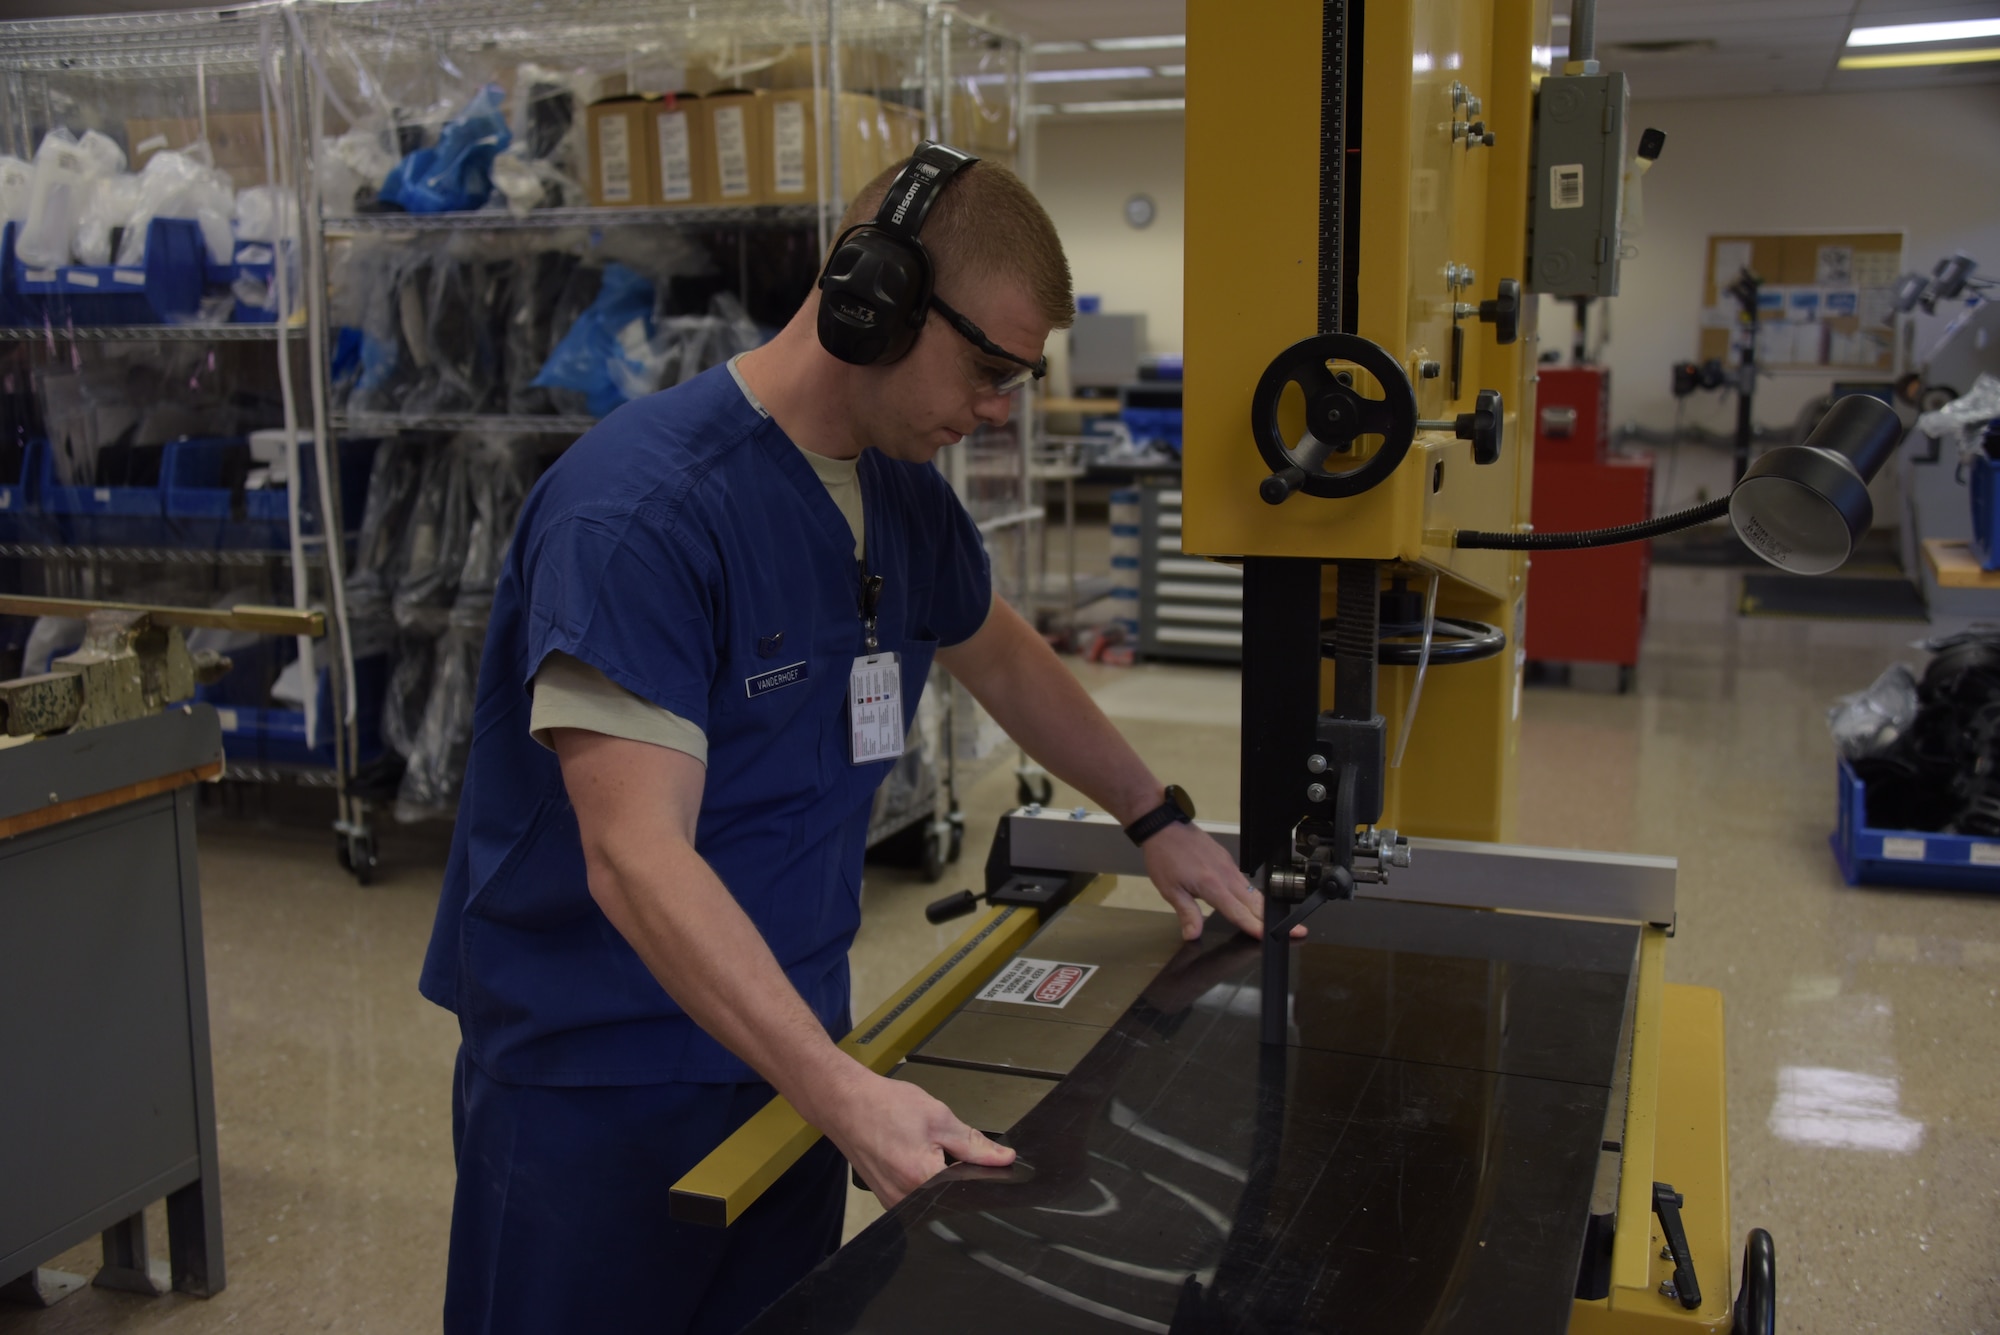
[1698,232,1903,373]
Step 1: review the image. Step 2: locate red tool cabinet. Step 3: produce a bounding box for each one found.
[1524,367,1654,671]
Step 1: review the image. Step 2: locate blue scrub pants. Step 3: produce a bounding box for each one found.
[446,1048,848,1335]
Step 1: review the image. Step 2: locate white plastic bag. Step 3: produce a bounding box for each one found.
[1917,373,2000,463]
[73,173,142,266]
[115,149,235,267]
[75,129,126,178]
[0,155,34,226]
[17,130,96,268]
[233,184,296,242]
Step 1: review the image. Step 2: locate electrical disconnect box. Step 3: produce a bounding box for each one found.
[1529,71,1629,298]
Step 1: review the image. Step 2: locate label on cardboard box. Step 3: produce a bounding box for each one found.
[657,108,694,202]
[714,104,751,199]
[772,98,807,195]
[597,113,634,203]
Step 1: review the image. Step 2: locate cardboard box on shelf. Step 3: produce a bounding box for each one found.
[650,94,711,206]
[703,89,768,205]
[585,95,660,207]
[755,42,905,93]
[883,99,924,163]
[126,112,271,185]
[947,89,1016,157]
[767,90,920,204]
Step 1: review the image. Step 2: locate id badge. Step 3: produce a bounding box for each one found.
[849,652,905,765]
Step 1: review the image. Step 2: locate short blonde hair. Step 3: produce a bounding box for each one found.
[839,156,1075,329]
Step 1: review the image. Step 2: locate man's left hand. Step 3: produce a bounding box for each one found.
[1140,821,1305,942]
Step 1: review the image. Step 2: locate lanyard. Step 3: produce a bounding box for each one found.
[858,559,884,654]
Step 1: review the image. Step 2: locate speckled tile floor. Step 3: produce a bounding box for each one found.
[5,565,1998,1333]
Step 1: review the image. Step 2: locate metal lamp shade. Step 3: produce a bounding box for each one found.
[1729,395,1903,576]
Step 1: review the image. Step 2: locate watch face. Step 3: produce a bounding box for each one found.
[1165,784,1196,821]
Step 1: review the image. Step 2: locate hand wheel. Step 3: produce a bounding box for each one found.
[1251,333,1418,503]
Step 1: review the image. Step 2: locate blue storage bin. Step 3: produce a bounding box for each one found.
[35,437,165,546]
[0,437,45,542]
[209,652,388,769]
[1969,452,2000,572]
[3,218,234,326]
[163,435,379,550]
[1831,759,2000,891]
[1121,405,1183,452]
[230,239,280,324]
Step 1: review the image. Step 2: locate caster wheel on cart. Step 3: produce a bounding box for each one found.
[1016,773,1054,808]
[341,831,379,886]
[921,825,949,883]
[947,810,964,864]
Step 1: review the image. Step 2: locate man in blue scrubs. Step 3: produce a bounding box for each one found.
[420,152,1275,1333]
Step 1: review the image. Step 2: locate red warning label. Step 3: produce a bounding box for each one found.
[975,957,1100,1009]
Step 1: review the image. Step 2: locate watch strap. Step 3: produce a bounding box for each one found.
[1123,792,1192,846]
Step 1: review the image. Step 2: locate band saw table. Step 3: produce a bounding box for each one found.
[678,0,1781,1325]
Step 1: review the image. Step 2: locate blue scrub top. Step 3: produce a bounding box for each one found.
[419,365,992,1086]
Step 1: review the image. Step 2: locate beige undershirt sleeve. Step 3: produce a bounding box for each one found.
[528,358,864,758]
[529,651,709,764]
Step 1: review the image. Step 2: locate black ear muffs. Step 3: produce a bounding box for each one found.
[816,142,979,367]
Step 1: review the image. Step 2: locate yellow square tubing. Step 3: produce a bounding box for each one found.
[668,899,1049,1227]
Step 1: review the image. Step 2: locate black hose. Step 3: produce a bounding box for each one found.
[1455,496,1730,551]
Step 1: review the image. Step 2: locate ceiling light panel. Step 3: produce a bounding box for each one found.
[1059,97,1187,114]
[1031,40,1087,55]
[1847,17,2000,45]
[1839,44,2000,66]
[1028,65,1158,83]
[1090,34,1187,51]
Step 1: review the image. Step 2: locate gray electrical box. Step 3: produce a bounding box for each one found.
[1068,312,1147,391]
[1529,72,1629,298]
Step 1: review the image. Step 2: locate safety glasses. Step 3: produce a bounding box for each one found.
[931,295,1047,395]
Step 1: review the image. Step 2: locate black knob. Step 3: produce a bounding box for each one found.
[1456,389,1504,465]
[1478,278,1521,345]
[925,889,978,924]
[1261,466,1306,505]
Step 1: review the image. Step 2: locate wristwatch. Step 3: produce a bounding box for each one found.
[1123,785,1196,846]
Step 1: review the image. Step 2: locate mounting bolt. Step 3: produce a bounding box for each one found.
[1306,783,1328,803]
[1306,754,1328,773]
[1659,1281,1680,1301]
[1419,360,1441,379]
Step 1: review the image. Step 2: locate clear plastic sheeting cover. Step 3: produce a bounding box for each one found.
[391,434,537,822]
[1916,373,2000,463]
[1828,662,1921,762]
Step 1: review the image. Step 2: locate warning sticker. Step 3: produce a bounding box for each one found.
[976,957,1100,1009]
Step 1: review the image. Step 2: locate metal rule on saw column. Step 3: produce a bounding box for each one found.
[745,898,1641,1334]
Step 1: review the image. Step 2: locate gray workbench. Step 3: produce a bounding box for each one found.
[0,706,226,1305]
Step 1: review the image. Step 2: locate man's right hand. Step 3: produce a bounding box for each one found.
[808,1066,1014,1208]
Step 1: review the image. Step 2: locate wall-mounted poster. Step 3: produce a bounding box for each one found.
[1698,231,1903,372]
